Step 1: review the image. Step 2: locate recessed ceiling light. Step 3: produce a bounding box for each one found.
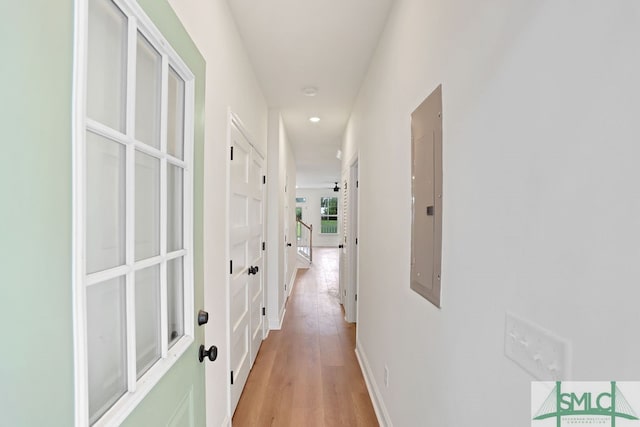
[309,116,320,123]
[302,86,318,97]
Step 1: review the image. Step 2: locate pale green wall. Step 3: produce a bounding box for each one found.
[0,1,206,425]
[0,1,75,425]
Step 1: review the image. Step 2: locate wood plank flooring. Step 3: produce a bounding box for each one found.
[232,248,378,427]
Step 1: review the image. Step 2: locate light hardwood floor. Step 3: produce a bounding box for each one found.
[232,248,379,426]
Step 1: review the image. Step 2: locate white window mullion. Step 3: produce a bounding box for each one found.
[125,271,137,392]
[160,256,168,357]
[166,156,187,169]
[183,79,195,336]
[166,249,187,260]
[159,54,170,356]
[125,14,138,392]
[160,55,168,154]
[87,265,130,286]
[86,119,130,147]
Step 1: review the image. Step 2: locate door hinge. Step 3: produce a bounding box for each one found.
[355,294,358,301]
[262,307,266,316]
[262,242,265,251]
[357,180,359,188]
[263,175,266,184]
[356,238,358,245]
[229,260,233,275]
[230,371,234,385]
[230,146,234,160]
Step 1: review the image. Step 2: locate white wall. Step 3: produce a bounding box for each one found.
[343,1,640,425]
[167,1,267,425]
[266,111,298,328]
[295,188,342,247]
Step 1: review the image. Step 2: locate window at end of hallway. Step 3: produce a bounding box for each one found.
[320,197,338,234]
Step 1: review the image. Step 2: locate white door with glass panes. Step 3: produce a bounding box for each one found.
[74,0,204,425]
[229,120,265,414]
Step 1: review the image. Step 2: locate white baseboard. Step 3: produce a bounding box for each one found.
[287,268,298,298]
[355,340,392,427]
[269,307,286,330]
[296,253,311,268]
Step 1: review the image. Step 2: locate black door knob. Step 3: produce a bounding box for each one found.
[197,310,209,326]
[253,266,259,273]
[199,344,218,362]
[338,244,344,248]
[287,243,292,247]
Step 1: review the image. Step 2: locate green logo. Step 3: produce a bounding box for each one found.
[533,381,639,427]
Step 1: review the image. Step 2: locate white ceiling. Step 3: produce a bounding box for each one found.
[227,0,394,188]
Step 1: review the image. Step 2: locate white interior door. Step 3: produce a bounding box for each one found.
[248,151,265,366]
[229,125,251,413]
[284,179,290,296]
[339,174,348,307]
[228,121,265,414]
[341,160,359,324]
[348,161,359,323]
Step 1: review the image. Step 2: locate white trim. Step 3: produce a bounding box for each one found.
[230,111,265,160]
[268,308,287,330]
[125,9,138,389]
[221,415,231,427]
[224,108,233,421]
[72,0,89,423]
[183,70,196,340]
[287,266,298,298]
[355,342,392,427]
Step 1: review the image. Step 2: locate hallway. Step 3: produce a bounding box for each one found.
[232,248,378,426]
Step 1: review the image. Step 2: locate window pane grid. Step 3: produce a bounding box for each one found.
[86,119,188,171]
[85,249,187,287]
[320,197,339,234]
[81,0,192,423]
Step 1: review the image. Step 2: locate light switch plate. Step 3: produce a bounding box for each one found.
[504,312,571,380]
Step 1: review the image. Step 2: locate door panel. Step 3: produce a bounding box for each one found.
[228,122,264,413]
[79,1,207,426]
[229,125,251,411]
[249,153,265,366]
[349,162,359,323]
